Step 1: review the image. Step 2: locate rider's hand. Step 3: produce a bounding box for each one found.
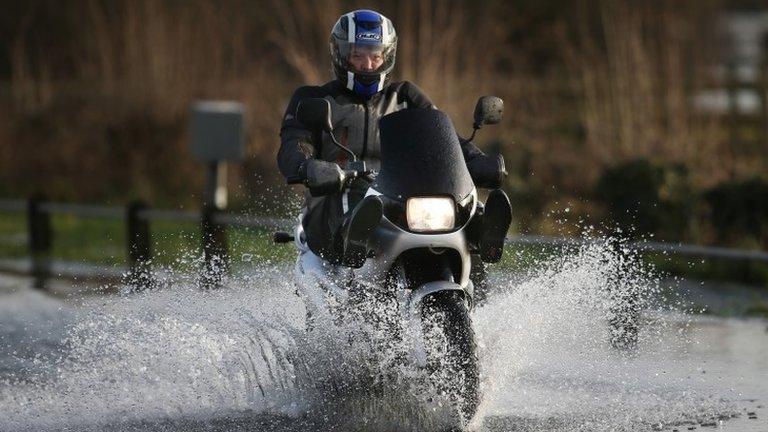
[467,154,507,189]
[300,159,345,196]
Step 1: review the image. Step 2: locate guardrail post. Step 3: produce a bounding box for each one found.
[27,196,51,290]
[201,205,228,289]
[126,201,153,291]
[607,235,639,350]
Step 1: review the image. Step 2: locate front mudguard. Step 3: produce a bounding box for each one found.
[404,280,473,319]
[404,281,475,375]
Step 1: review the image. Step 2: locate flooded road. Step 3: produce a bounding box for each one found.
[0,245,766,432]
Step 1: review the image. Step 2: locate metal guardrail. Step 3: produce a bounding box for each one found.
[213,213,291,229]
[1,198,767,291]
[504,235,768,263]
[39,202,125,219]
[0,199,290,226]
[138,208,200,223]
[0,198,295,290]
[0,200,25,212]
[631,241,768,263]
[506,234,588,248]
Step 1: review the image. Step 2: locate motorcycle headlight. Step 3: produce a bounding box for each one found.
[406,197,455,232]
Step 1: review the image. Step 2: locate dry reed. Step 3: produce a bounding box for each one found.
[1,0,760,221]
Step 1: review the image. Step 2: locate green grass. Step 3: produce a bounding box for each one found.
[745,302,768,318]
[0,213,27,259]
[2,211,767,290]
[493,242,564,275]
[229,226,295,265]
[0,212,294,268]
[0,210,545,272]
[51,214,126,265]
[1,213,128,265]
[148,220,201,267]
[647,253,768,289]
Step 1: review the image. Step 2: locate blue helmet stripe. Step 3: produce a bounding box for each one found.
[353,10,383,46]
[354,9,382,24]
[353,77,381,98]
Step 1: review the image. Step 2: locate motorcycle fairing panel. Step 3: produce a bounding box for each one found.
[295,108,478,316]
[375,109,474,203]
[291,107,490,428]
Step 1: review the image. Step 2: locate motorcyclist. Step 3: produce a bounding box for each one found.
[277,9,511,268]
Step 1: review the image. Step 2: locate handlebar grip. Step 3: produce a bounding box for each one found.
[273,232,295,243]
[286,175,304,185]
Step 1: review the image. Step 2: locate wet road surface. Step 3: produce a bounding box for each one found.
[0,249,766,431]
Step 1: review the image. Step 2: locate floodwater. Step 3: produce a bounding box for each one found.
[0,242,766,432]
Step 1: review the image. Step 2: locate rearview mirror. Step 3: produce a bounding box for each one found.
[296,98,333,133]
[473,96,504,128]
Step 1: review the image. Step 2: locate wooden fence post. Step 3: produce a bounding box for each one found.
[27,196,51,290]
[126,201,153,291]
[201,205,228,289]
[607,235,639,350]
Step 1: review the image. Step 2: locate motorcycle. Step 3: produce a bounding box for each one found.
[275,96,510,429]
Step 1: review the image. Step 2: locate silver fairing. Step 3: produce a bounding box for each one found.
[294,187,477,324]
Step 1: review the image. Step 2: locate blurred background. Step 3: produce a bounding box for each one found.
[4,4,768,430]
[1,0,767,250]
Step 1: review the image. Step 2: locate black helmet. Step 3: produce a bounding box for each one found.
[329,10,397,98]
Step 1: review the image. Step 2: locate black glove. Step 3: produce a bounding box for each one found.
[299,159,345,196]
[467,154,507,189]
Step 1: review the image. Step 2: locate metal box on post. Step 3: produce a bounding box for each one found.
[190,101,245,162]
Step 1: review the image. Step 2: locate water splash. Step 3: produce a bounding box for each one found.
[0,267,305,431]
[0,239,757,431]
[473,238,737,431]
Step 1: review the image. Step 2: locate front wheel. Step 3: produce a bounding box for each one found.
[421,291,480,428]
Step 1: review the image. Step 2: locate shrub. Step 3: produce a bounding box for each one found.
[704,178,768,248]
[594,159,693,240]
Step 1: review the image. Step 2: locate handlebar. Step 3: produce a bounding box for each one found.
[285,159,372,187]
[286,175,304,185]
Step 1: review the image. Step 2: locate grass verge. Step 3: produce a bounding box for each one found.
[1,213,766,290]
[0,213,293,268]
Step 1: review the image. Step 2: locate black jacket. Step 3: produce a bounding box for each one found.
[277,80,494,258]
[277,79,486,180]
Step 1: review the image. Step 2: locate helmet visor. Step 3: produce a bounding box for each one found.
[348,43,394,73]
[336,41,396,74]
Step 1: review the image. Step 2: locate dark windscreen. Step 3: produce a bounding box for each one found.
[374,108,474,202]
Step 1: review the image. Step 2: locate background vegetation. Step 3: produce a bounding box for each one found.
[1,0,767,249]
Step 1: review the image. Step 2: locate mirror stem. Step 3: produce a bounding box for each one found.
[466,127,478,143]
[329,132,357,162]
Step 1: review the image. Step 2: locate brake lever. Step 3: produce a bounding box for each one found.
[343,169,378,184]
[360,170,377,183]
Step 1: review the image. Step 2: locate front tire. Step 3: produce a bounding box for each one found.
[421,291,480,428]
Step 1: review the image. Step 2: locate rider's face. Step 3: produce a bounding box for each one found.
[348,46,384,73]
